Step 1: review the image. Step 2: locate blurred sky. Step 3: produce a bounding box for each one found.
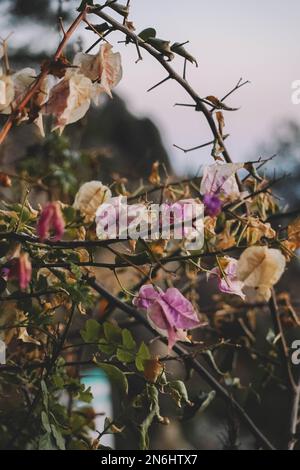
[2,0,300,175]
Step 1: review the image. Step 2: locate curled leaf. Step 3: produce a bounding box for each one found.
[171,42,198,66]
[147,38,174,61]
[206,95,239,111]
[108,2,130,18]
[138,28,157,42]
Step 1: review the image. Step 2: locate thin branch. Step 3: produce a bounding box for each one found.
[210,78,250,113]
[269,289,296,391]
[288,378,300,450]
[91,8,235,169]
[174,134,229,154]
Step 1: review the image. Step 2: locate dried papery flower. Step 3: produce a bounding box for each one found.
[0,68,49,136]
[73,43,122,101]
[237,246,286,301]
[95,196,147,240]
[210,257,245,300]
[37,202,65,241]
[244,217,276,245]
[287,218,300,250]
[216,220,236,250]
[44,70,93,134]
[201,163,243,197]
[200,163,244,215]
[0,72,14,112]
[148,161,161,185]
[133,285,203,349]
[73,181,112,222]
[160,199,203,246]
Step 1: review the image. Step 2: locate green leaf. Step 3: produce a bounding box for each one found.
[40,380,49,411]
[138,28,157,42]
[140,408,155,450]
[108,2,129,18]
[204,351,226,376]
[51,425,66,450]
[103,417,125,435]
[139,384,165,450]
[198,391,216,414]
[78,385,93,403]
[116,347,134,364]
[85,22,110,34]
[96,362,128,395]
[122,329,136,350]
[80,319,102,343]
[41,411,51,433]
[62,205,77,224]
[103,322,122,344]
[171,42,198,66]
[38,433,56,450]
[52,374,64,389]
[69,262,83,281]
[77,0,94,11]
[147,38,174,60]
[135,342,151,371]
[98,338,116,355]
[167,380,193,408]
[182,391,216,421]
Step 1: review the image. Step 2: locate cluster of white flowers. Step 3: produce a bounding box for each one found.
[0,43,122,135]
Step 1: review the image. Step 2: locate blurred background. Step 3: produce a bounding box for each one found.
[2,0,300,175]
[1,0,300,451]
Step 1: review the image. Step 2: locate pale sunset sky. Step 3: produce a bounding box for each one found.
[2,0,300,174]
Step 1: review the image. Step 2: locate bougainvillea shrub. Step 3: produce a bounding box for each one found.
[0,1,299,451]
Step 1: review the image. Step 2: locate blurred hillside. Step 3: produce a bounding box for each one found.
[0,95,170,197]
[259,120,300,211]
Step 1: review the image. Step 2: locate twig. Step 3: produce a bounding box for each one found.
[269,290,296,391]
[210,78,250,113]
[174,134,229,154]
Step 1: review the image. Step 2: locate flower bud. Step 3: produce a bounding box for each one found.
[6,252,32,290]
[37,202,65,241]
